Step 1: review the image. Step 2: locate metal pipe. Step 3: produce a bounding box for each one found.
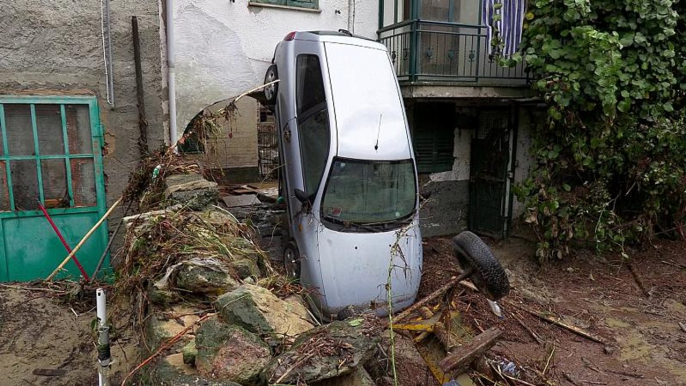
[97,288,110,386]
[166,0,178,149]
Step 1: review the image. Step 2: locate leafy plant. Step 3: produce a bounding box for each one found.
[513,0,686,260]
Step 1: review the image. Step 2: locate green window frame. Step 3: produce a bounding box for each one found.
[249,0,319,11]
[0,97,106,212]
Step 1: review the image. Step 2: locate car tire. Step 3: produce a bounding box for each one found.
[263,65,278,106]
[452,231,510,301]
[283,241,301,280]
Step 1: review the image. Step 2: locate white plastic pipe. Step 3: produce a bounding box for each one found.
[166,0,178,149]
[97,288,107,326]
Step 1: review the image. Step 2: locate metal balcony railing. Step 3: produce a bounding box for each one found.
[378,20,528,85]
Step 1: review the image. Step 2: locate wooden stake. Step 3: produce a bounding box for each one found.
[438,327,502,374]
[47,197,122,281]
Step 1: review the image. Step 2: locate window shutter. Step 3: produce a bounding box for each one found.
[413,129,436,174]
[412,103,455,174]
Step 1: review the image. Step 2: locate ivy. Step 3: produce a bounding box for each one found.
[514,0,686,261]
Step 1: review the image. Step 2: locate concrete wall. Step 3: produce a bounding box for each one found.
[185,97,259,174]
[173,0,378,172]
[413,102,537,237]
[0,0,167,207]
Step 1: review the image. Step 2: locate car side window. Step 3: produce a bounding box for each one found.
[296,54,330,196]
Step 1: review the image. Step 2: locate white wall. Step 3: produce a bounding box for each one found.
[174,0,379,131]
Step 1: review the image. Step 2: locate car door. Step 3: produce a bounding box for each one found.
[288,41,333,298]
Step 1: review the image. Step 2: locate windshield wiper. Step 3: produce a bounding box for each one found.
[323,216,381,232]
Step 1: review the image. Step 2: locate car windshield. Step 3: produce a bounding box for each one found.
[321,158,416,224]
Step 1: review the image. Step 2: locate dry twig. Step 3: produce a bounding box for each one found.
[120,312,216,385]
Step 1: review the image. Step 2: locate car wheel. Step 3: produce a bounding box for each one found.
[263,65,278,106]
[452,231,510,301]
[283,241,301,280]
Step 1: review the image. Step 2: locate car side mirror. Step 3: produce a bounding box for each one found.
[294,189,310,204]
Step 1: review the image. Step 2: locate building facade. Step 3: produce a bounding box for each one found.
[378,0,540,238]
[0,0,167,280]
[172,0,379,180]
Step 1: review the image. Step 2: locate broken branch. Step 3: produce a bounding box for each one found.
[628,262,651,298]
[511,311,544,345]
[513,304,607,345]
[393,269,472,323]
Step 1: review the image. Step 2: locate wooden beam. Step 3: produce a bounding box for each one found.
[438,327,502,374]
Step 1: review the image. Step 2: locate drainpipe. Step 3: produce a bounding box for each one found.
[166,0,178,149]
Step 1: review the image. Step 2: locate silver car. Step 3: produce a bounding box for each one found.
[263,30,422,320]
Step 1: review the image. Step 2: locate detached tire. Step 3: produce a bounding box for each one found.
[452,231,510,301]
[263,65,278,107]
[283,241,301,280]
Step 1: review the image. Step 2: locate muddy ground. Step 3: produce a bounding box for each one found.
[0,228,684,385]
[414,234,686,386]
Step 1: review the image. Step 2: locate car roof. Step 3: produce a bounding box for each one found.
[292,30,386,50]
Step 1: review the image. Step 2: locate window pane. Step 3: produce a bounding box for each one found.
[299,109,330,194]
[66,105,92,154]
[71,158,96,207]
[0,162,9,211]
[4,104,36,156]
[421,0,460,22]
[35,104,65,155]
[296,55,326,115]
[11,160,39,211]
[322,159,416,223]
[42,159,69,208]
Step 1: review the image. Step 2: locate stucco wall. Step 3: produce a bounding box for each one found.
[173,0,378,171]
[0,0,167,208]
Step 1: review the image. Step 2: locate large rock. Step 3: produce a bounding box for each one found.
[164,173,219,210]
[145,305,200,352]
[215,284,314,337]
[195,318,271,385]
[230,258,261,280]
[175,257,239,294]
[262,318,382,384]
[147,353,241,386]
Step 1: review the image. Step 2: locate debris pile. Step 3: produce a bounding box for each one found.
[117,155,384,385]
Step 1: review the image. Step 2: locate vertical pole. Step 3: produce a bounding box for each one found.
[30,104,45,204]
[60,105,75,207]
[132,16,149,157]
[97,288,110,386]
[378,0,384,31]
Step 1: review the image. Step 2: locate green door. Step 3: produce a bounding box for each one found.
[469,109,513,239]
[0,96,108,282]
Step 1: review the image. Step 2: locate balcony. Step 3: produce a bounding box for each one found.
[378,20,529,87]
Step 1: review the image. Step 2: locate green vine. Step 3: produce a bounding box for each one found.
[511,0,686,260]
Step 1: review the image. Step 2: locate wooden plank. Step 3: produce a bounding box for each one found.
[438,327,502,374]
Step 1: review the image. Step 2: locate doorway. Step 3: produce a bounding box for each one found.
[468,107,516,239]
[0,95,108,281]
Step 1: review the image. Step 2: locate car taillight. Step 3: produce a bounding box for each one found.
[284,31,296,41]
